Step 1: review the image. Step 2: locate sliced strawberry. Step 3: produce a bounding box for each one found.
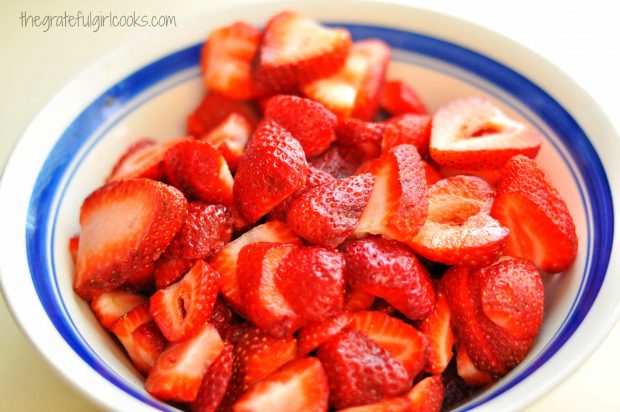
[201,22,262,100]
[407,176,509,266]
[276,246,345,323]
[405,375,444,412]
[69,235,79,265]
[111,303,167,375]
[234,119,309,222]
[209,221,301,312]
[254,12,351,92]
[355,144,428,242]
[271,166,335,220]
[491,155,578,273]
[165,202,232,260]
[191,343,234,412]
[382,114,432,157]
[337,396,413,412]
[438,166,502,187]
[456,346,494,387]
[222,322,253,345]
[164,140,234,206]
[298,313,352,356]
[233,357,329,412]
[229,204,253,234]
[145,322,224,402]
[200,113,253,172]
[429,97,542,170]
[335,118,386,159]
[349,311,428,378]
[154,256,195,289]
[208,298,235,336]
[286,173,375,247]
[309,144,365,179]
[91,290,147,330]
[302,40,390,120]
[344,288,375,312]
[264,94,338,157]
[419,293,454,374]
[187,92,259,137]
[74,179,187,300]
[381,80,428,116]
[423,161,443,186]
[318,328,411,409]
[150,260,220,342]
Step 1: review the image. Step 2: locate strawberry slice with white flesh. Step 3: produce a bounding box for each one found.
[419,292,454,374]
[200,113,253,172]
[91,290,147,330]
[430,97,542,170]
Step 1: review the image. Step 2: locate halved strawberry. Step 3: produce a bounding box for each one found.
[335,118,386,160]
[165,202,232,260]
[355,144,428,242]
[302,40,390,120]
[344,237,435,320]
[191,343,234,412]
[164,140,234,206]
[349,311,428,378]
[145,322,224,402]
[271,166,335,220]
[309,144,365,179]
[429,97,542,170]
[187,92,259,137]
[264,94,338,157]
[69,235,79,265]
[200,113,253,172]
[91,290,147,330]
[209,221,301,312]
[456,346,493,387]
[298,313,353,356]
[150,260,221,342]
[407,176,509,266]
[276,246,345,323]
[382,114,432,156]
[344,288,375,312]
[237,242,302,337]
[381,80,428,116]
[234,119,309,222]
[254,12,351,92]
[491,155,578,273]
[286,173,375,247]
[419,292,454,374]
[318,328,411,409]
[438,166,502,187]
[74,179,187,300]
[405,375,444,412]
[111,303,167,375]
[233,357,329,412]
[153,256,195,290]
[201,22,262,100]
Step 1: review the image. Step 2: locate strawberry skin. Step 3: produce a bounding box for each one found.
[234,119,309,223]
[200,113,253,172]
[491,154,578,273]
[381,80,428,116]
[335,118,386,160]
[191,343,234,412]
[309,144,365,179]
[298,313,353,356]
[164,140,234,206]
[74,179,187,300]
[90,290,147,330]
[419,292,454,374]
[153,256,195,290]
[382,114,432,157]
[233,357,329,412]
[150,260,221,342]
[286,173,375,247]
[254,12,351,92]
[187,92,258,138]
[68,235,79,264]
[264,94,338,157]
[405,375,444,412]
[271,165,335,220]
[344,237,435,320]
[456,346,493,387]
[344,288,375,312]
[430,97,542,170]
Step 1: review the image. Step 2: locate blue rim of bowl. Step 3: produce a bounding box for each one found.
[25,23,613,411]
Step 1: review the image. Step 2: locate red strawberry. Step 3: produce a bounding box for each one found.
[344,288,375,312]
[317,328,411,409]
[344,237,435,320]
[209,221,301,312]
[382,114,432,157]
[337,396,412,412]
[164,140,234,206]
[154,256,195,289]
[150,260,220,342]
[405,375,444,412]
[234,119,309,222]
[91,290,147,330]
[264,95,338,157]
[111,303,167,375]
[74,179,187,300]
[201,22,262,100]
[429,97,542,170]
[187,92,258,137]
[407,176,509,266]
[237,242,302,337]
[165,202,232,260]
[233,357,329,412]
[381,80,428,116]
[491,155,578,273]
[254,12,351,92]
[422,162,443,186]
[456,347,493,387]
[438,166,502,187]
[286,173,375,247]
[222,322,253,345]
[145,323,224,402]
[355,144,428,242]
[191,343,234,412]
[419,292,454,374]
[208,298,235,336]
[349,311,428,378]
[229,204,253,233]
[302,40,390,120]
[200,113,253,172]
[298,313,353,356]
[335,118,386,159]
[69,235,79,265]
[271,166,335,220]
[276,246,345,323]
[309,144,365,179]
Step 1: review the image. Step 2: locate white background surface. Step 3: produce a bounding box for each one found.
[1,0,618,410]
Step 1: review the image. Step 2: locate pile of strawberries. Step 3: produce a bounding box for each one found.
[70,11,578,412]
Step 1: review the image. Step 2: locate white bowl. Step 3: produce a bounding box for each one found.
[1,1,618,411]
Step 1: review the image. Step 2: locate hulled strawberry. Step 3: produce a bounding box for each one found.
[419,292,454,374]
[199,113,253,172]
[309,144,365,179]
[191,343,234,412]
[381,79,428,116]
[382,114,432,156]
[90,290,147,330]
[187,92,259,137]
[271,165,335,220]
